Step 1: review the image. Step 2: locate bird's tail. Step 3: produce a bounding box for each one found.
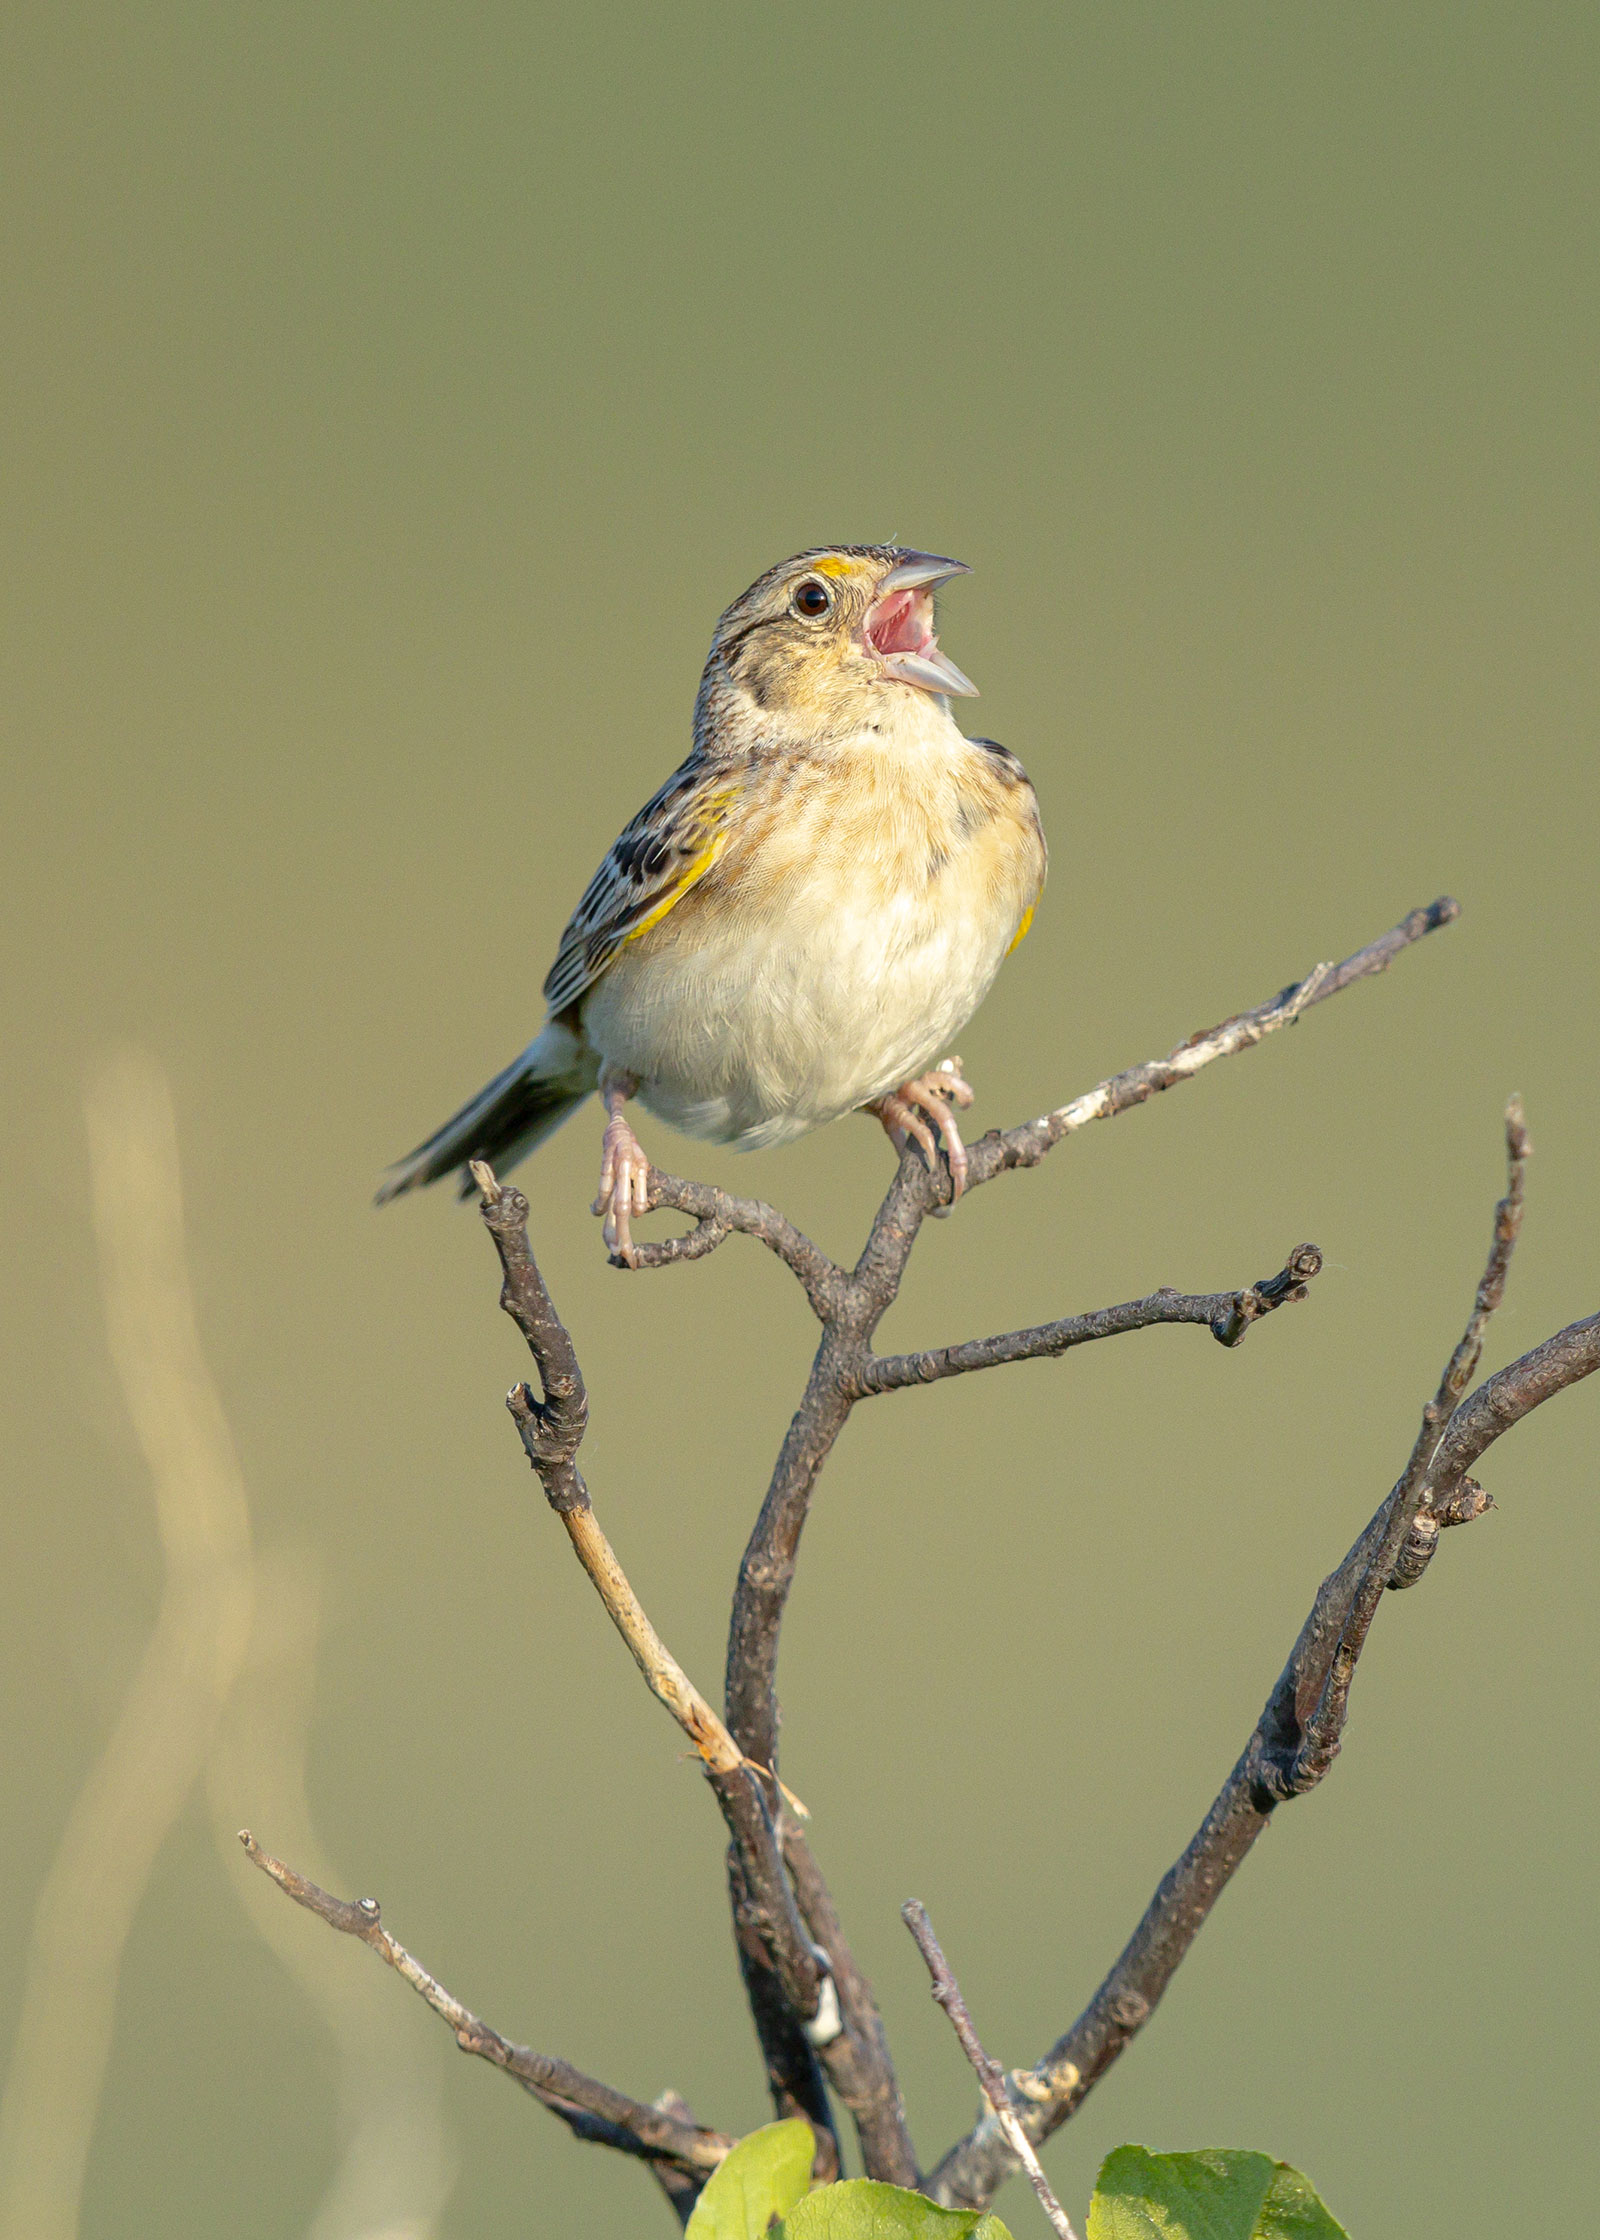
[375,1020,600,1204]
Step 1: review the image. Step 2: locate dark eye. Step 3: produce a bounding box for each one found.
[793,578,832,619]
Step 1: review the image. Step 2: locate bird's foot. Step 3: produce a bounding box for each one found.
[870,1057,975,1206]
[592,1098,651,1266]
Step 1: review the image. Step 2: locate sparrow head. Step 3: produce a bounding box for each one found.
[700,546,978,734]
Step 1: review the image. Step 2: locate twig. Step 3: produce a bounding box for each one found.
[471,1161,747,1778]
[1285,1100,1529,1785]
[903,1903,1079,2240]
[239,1833,733,2175]
[856,1246,1322,1394]
[629,1173,850,1318]
[783,1828,919,2188]
[211,1554,452,2238]
[927,1109,1597,2211]
[977,896,1461,1187]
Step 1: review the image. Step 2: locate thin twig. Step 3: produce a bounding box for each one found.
[629,1172,849,1317]
[903,1903,1079,2240]
[238,1833,733,2174]
[980,897,1461,1185]
[857,1246,1322,1394]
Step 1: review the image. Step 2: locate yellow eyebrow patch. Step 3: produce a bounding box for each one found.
[1006,903,1035,957]
[811,556,857,579]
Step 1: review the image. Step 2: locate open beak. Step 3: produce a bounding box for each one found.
[862,552,978,698]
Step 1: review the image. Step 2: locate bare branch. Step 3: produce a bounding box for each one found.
[463,905,1458,2204]
[1430,1096,1530,1411]
[928,1113,1597,2212]
[238,1833,732,2176]
[971,896,1461,1191]
[1430,1311,1600,1494]
[630,1170,850,1319]
[786,1827,920,2189]
[857,1246,1323,1395]
[724,1349,856,1776]
[647,2093,720,2230]
[903,1902,1079,2240]
[725,899,1457,1804]
[1286,1099,1530,1782]
[472,1165,916,2181]
[726,1848,842,2186]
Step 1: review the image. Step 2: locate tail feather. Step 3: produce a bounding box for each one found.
[375,1021,599,1204]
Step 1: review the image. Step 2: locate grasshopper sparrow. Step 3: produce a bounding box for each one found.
[379,546,1047,1262]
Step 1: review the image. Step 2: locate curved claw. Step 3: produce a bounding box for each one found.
[868,1058,975,1206]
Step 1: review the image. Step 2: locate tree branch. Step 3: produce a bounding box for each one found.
[458,904,1458,2205]
[471,1163,915,2181]
[904,1901,1079,2240]
[969,895,1462,1192]
[856,1246,1323,1395]
[926,1106,1596,2211]
[627,1172,850,1319]
[238,1833,732,2178]
[724,901,1457,1806]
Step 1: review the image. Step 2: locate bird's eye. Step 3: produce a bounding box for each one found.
[792,578,832,619]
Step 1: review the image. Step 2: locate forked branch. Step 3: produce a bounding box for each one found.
[927,1104,1598,2211]
[719,900,1459,1800]
[470,1161,912,2187]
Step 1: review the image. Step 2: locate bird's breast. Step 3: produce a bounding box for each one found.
[581,724,1045,1148]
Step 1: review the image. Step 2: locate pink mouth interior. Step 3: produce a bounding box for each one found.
[864,587,936,659]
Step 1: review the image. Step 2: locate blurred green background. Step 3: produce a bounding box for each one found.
[3,4,1596,2233]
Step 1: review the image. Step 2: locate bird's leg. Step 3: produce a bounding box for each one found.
[592,1068,650,1265]
[866,1057,976,1204]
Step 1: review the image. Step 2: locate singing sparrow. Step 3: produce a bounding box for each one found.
[379,546,1046,1262]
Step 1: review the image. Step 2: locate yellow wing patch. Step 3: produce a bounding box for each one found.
[1006,903,1035,957]
[621,825,731,944]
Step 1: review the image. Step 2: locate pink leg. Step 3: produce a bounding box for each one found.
[866,1057,976,1205]
[591,1070,651,1265]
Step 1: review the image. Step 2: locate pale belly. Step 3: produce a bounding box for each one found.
[580,833,1037,1150]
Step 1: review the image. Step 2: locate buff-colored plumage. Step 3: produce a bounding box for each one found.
[380,545,1047,1259]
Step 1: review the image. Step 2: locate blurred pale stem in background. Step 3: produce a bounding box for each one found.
[0,1054,451,2240]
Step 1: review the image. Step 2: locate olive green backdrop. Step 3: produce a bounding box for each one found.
[3,5,1596,2234]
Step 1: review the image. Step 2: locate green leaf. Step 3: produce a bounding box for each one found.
[1254,2163,1349,2239]
[1087,2147,1348,2240]
[777,2177,1014,2239]
[687,2120,817,2240]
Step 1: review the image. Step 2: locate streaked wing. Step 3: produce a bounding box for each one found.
[541,755,742,1014]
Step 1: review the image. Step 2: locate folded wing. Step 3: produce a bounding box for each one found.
[542,756,743,1015]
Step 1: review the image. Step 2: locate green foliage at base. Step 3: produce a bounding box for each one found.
[1087,2147,1348,2239]
[685,2122,818,2238]
[684,2127,1015,2240]
[778,2178,1014,2238]
[685,2125,1348,2240]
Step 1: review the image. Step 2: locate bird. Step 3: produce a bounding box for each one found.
[377,545,1047,1263]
